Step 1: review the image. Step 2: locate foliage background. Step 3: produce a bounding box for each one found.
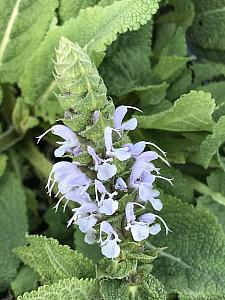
[1,0,225,299]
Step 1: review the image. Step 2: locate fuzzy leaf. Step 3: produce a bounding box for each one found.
[11,266,38,297]
[0,171,27,292]
[99,22,152,97]
[149,194,225,299]
[100,274,166,300]
[14,235,95,284]
[18,278,101,300]
[0,153,7,177]
[0,0,58,82]
[20,0,160,121]
[190,0,225,52]
[137,91,215,131]
[195,116,225,168]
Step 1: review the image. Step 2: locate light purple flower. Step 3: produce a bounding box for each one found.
[36,125,81,157]
[115,177,127,191]
[114,105,142,131]
[99,221,121,259]
[125,202,170,241]
[84,229,97,245]
[67,203,98,233]
[88,146,117,181]
[95,180,118,215]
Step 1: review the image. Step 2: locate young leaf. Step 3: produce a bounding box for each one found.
[148,194,225,299]
[0,153,7,177]
[0,171,27,292]
[100,274,167,300]
[18,278,101,300]
[11,266,38,297]
[194,116,225,168]
[0,0,58,82]
[14,235,95,284]
[137,91,215,131]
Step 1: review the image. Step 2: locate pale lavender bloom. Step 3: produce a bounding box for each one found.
[95,180,118,215]
[114,105,141,131]
[47,161,90,203]
[36,125,81,157]
[67,203,98,233]
[104,126,131,161]
[92,110,100,123]
[115,177,127,192]
[125,202,169,241]
[99,221,121,259]
[88,146,117,181]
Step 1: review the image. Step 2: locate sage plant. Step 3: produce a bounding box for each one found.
[37,37,172,259]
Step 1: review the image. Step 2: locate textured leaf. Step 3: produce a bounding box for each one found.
[196,82,225,105]
[99,22,152,97]
[0,153,7,177]
[11,266,38,297]
[18,278,101,300]
[152,56,190,83]
[195,116,225,168]
[190,1,225,52]
[12,98,39,134]
[100,274,166,300]
[58,0,100,23]
[0,171,27,292]
[20,0,160,122]
[137,91,215,131]
[149,194,225,299]
[0,0,58,82]
[15,235,95,284]
[197,170,225,233]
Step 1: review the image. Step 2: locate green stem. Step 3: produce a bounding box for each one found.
[0,126,23,152]
[188,176,225,206]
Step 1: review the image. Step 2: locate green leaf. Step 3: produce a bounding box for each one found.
[20,0,160,120]
[194,116,225,168]
[74,229,102,263]
[99,22,152,97]
[100,274,166,300]
[0,153,7,177]
[137,91,215,131]
[12,98,39,134]
[0,0,58,82]
[148,194,225,299]
[58,0,100,23]
[11,266,38,297]
[14,235,95,284]
[0,171,27,292]
[196,82,225,105]
[197,170,225,233]
[152,56,190,83]
[189,0,225,52]
[18,278,101,300]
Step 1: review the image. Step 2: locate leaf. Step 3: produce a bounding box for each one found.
[152,56,190,83]
[196,82,225,105]
[99,22,152,97]
[58,0,100,23]
[0,153,7,177]
[20,0,160,117]
[74,229,102,263]
[12,98,39,134]
[195,116,225,168]
[14,235,95,284]
[197,170,225,233]
[137,91,215,131]
[11,266,38,297]
[100,274,167,300]
[18,278,101,300]
[0,171,27,292]
[148,194,225,299]
[189,1,225,52]
[0,0,58,82]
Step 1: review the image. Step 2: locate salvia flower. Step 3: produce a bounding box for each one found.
[40,105,173,259]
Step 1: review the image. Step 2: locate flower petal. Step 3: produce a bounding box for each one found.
[101,239,120,259]
[131,223,150,241]
[97,163,117,181]
[99,198,118,215]
[121,118,137,131]
[114,106,127,129]
[149,223,161,235]
[115,177,127,191]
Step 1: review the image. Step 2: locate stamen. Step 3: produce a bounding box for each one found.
[36,127,52,144]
